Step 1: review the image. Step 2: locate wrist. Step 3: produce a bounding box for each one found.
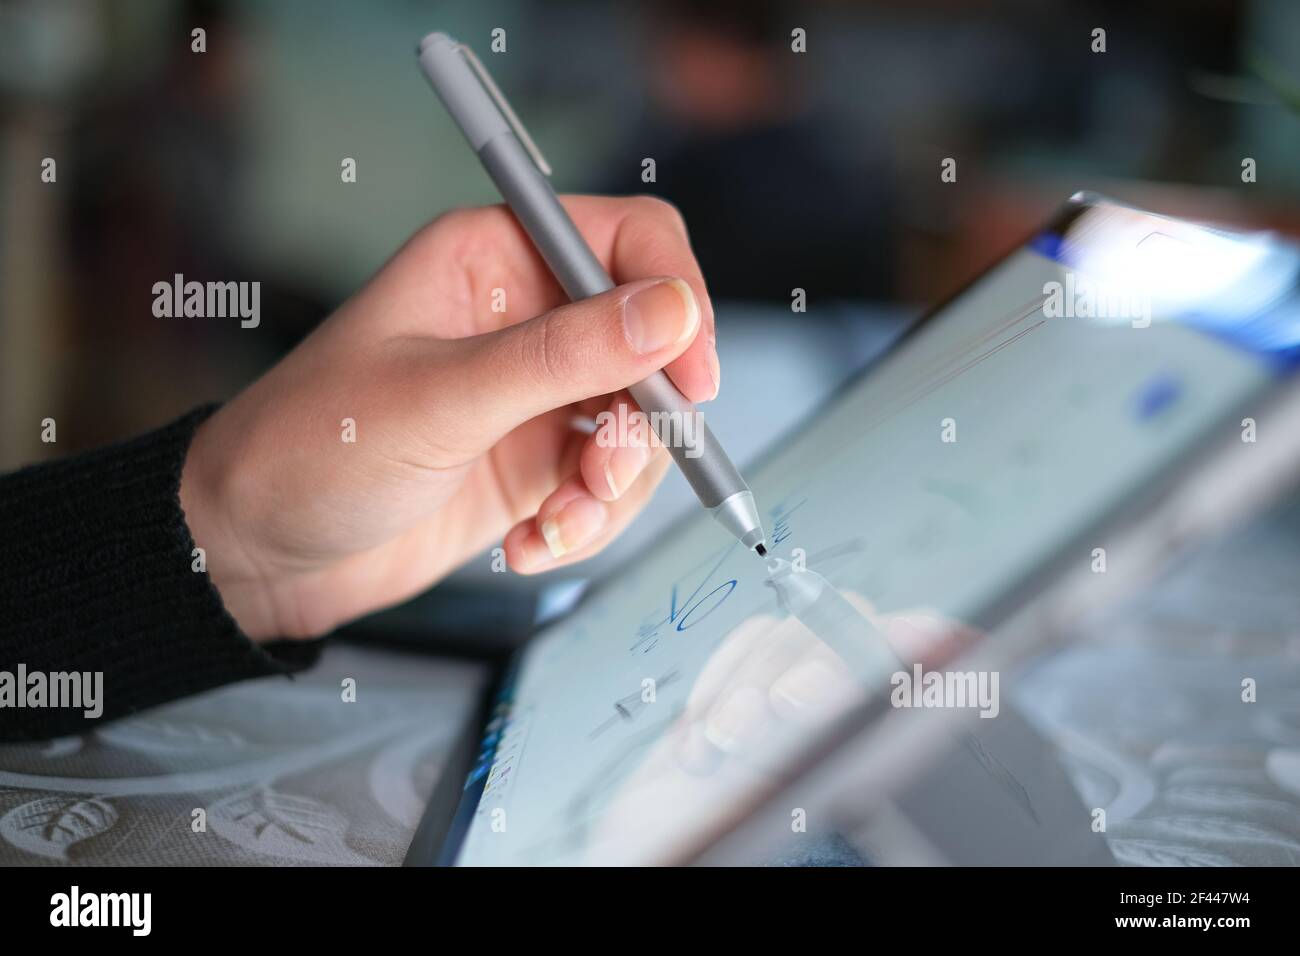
[179,418,281,642]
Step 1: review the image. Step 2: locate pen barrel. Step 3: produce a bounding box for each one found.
[480,134,613,299]
[626,376,744,509]
[479,133,746,508]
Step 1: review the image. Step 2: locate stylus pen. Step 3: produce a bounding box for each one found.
[417,31,768,555]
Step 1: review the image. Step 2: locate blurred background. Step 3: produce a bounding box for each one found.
[3,0,1300,647]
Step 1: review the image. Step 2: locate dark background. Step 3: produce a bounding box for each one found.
[4,0,1300,467]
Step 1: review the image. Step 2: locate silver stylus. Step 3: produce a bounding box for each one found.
[417,32,768,555]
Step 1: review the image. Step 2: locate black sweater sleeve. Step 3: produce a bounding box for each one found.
[0,405,321,742]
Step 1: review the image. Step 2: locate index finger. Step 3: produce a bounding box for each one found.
[563,195,719,403]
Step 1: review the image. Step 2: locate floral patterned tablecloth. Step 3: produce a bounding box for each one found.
[0,645,487,865]
[1015,497,1300,866]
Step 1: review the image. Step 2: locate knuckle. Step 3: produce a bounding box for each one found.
[523,311,572,385]
[423,205,513,258]
[632,195,686,233]
[401,209,475,270]
[421,206,474,246]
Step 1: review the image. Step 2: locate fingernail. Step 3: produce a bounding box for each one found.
[539,497,608,558]
[770,658,839,713]
[518,533,551,570]
[703,685,767,754]
[623,278,699,355]
[602,444,649,498]
[676,721,725,776]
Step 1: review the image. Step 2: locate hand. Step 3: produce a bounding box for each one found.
[588,595,977,862]
[652,593,975,777]
[180,196,718,640]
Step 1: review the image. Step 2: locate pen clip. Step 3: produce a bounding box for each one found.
[455,42,553,177]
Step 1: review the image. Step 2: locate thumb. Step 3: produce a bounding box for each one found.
[454,276,701,441]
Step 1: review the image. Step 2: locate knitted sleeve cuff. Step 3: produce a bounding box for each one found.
[0,405,322,742]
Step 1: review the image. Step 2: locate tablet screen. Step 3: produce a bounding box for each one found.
[454,196,1300,865]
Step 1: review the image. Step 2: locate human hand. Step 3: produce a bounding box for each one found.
[180,196,717,640]
[588,594,976,862]
[655,593,976,777]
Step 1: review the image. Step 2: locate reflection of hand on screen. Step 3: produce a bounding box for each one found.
[587,594,977,861]
[669,590,978,773]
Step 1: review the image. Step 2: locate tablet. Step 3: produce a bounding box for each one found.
[444,194,1300,865]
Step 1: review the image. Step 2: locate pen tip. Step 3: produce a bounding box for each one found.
[754,543,767,557]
